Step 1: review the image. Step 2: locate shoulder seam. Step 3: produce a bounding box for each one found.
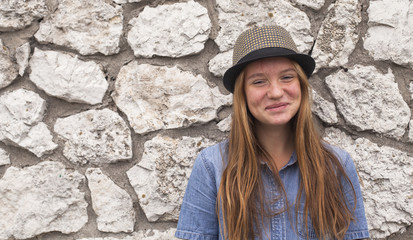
[200,150,218,189]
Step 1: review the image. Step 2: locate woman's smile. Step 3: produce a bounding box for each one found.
[265,102,289,111]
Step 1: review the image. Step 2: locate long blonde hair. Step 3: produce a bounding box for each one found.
[217,61,356,240]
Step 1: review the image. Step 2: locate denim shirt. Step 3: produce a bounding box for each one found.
[175,141,370,240]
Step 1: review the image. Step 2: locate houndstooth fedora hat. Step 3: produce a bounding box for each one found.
[222,25,315,93]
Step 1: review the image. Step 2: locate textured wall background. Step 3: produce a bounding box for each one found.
[0,0,412,239]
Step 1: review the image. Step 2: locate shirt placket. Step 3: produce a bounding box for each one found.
[268,170,286,240]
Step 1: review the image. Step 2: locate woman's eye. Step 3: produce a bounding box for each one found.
[252,79,266,85]
[281,75,294,81]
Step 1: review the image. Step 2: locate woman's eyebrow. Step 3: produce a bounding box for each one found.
[246,68,296,80]
[280,68,296,74]
[245,73,265,81]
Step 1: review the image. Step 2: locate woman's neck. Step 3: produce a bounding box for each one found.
[255,123,295,170]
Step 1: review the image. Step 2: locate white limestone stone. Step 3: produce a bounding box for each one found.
[293,0,325,10]
[113,62,232,134]
[364,0,413,69]
[311,89,338,124]
[29,48,108,105]
[215,0,313,53]
[0,89,46,125]
[0,89,57,157]
[127,135,215,222]
[323,128,413,238]
[325,65,410,139]
[312,0,362,71]
[54,109,132,165]
[113,0,143,4]
[34,0,123,55]
[18,122,58,157]
[86,168,135,233]
[131,228,178,240]
[0,147,10,166]
[15,42,30,76]
[208,50,232,78]
[217,115,232,132]
[0,161,88,239]
[410,81,413,100]
[0,0,48,31]
[127,1,211,58]
[77,228,178,240]
[78,238,119,240]
[408,120,413,142]
[0,39,18,89]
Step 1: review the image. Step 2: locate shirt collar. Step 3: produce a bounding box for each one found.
[280,151,297,171]
[260,151,297,171]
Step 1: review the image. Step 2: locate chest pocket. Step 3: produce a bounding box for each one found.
[297,210,318,240]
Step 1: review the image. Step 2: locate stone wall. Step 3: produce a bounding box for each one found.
[0,0,412,239]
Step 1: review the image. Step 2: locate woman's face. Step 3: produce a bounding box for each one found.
[243,57,301,129]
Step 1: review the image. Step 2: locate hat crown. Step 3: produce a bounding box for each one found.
[232,26,298,65]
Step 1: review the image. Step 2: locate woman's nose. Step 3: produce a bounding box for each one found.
[267,82,283,99]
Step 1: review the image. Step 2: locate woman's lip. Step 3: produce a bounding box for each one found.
[266,103,288,110]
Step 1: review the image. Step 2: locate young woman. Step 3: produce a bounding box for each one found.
[175,25,369,240]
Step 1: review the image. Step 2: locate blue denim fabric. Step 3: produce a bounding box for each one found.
[175,141,370,240]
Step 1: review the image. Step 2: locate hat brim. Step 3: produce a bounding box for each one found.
[223,47,316,93]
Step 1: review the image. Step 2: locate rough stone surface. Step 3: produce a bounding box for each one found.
[113,62,232,134]
[0,39,18,89]
[29,48,108,105]
[127,1,211,58]
[323,128,413,239]
[0,147,10,166]
[15,42,30,77]
[131,228,178,240]
[127,135,215,222]
[364,0,413,69]
[113,0,142,3]
[215,0,314,53]
[311,89,338,124]
[0,161,88,239]
[77,228,177,240]
[0,89,46,125]
[0,89,57,157]
[14,122,57,157]
[0,0,48,31]
[34,0,123,55]
[312,0,362,71]
[86,168,135,233]
[325,65,410,139]
[208,50,232,78]
[217,115,232,132]
[293,0,325,10]
[409,81,413,101]
[409,120,413,142]
[54,109,132,165]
